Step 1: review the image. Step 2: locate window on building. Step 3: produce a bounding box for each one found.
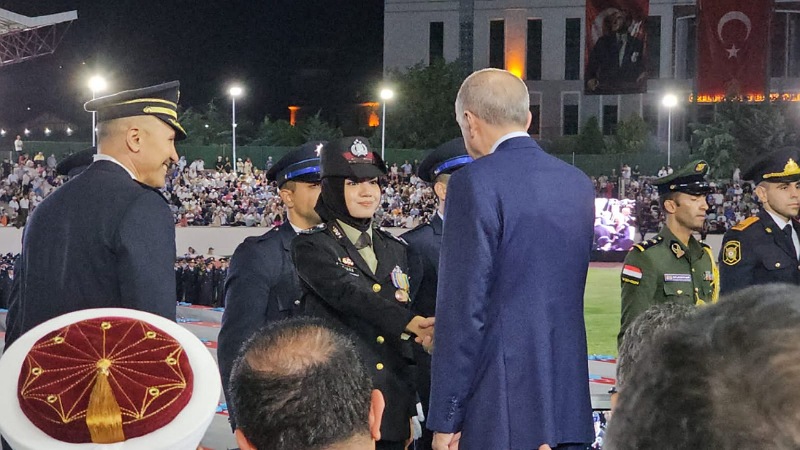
[642,102,658,134]
[527,19,542,80]
[646,16,661,79]
[489,20,505,69]
[603,105,618,135]
[772,12,800,78]
[563,105,579,135]
[564,18,581,80]
[529,104,541,135]
[685,18,696,78]
[429,22,444,65]
[675,16,696,79]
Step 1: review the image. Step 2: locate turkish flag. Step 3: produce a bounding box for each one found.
[697,0,773,99]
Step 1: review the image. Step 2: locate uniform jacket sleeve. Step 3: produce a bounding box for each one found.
[291,235,414,338]
[427,170,498,433]
[115,191,176,321]
[718,231,754,296]
[217,239,274,429]
[618,249,656,348]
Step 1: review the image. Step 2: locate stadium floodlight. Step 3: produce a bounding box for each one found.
[379,88,394,160]
[229,86,243,173]
[88,75,107,146]
[662,94,678,167]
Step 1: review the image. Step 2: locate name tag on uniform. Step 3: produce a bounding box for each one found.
[664,274,691,282]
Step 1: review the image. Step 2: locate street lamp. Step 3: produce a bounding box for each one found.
[229,85,243,173]
[662,93,678,167]
[379,88,394,161]
[88,75,107,146]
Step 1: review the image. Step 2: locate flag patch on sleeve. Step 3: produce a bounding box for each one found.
[622,265,642,280]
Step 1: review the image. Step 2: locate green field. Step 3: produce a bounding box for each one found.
[584,266,621,357]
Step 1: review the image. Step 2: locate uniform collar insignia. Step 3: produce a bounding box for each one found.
[670,241,685,259]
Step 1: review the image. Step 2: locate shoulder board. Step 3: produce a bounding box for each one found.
[731,216,759,231]
[299,223,327,235]
[632,235,664,252]
[377,227,408,245]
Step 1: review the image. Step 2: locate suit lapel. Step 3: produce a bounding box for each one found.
[373,230,395,282]
[431,213,443,235]
[328,221,379,282]
[279,221,296,253]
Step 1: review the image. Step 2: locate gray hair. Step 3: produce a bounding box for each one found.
[455,68,529,127]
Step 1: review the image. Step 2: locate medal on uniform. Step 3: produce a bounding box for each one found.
[391,266,410,303]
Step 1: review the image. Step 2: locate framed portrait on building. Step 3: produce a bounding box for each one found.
[585,0,650,95]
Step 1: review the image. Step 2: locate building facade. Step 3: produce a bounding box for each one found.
[384,0,800,144]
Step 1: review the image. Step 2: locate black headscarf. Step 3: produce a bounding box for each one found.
[315,177,372,232]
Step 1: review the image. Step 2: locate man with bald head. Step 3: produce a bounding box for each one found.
[428,69,595,449]
[230,318,385,450]
[4,82,184,350]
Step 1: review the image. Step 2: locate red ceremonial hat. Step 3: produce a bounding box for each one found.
[0,308,220,450]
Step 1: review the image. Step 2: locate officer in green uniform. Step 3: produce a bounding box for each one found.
[618,160,719,347]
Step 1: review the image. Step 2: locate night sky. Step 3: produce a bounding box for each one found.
[0,1,384,132]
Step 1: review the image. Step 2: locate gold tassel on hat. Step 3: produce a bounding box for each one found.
[86,358,125,443]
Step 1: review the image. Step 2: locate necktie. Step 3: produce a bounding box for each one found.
[783,225,798,259]
[355,232,372,250]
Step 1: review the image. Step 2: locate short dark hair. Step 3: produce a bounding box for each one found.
[616,303,694,389]
[230,318,373,450]
[606,284,800,449]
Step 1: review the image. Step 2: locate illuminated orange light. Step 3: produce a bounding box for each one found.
[689,93,800,103]
[360,102,379,108]
[506,43,525,79]
[368,111,380,127]
[288,106,300,126]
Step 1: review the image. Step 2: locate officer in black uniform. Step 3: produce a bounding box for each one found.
[401,138,472,450]
[5,81,184,350]
[217,141,325,431]
[291,136,434,450]
[720,147,800,294]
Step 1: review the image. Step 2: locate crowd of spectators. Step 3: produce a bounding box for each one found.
[592,163,758,244]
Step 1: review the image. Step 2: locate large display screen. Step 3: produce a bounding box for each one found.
[594,198,637,252]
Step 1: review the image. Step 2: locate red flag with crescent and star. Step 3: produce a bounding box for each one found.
[696,0,773,100]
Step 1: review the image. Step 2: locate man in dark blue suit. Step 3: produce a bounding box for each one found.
[4,81,185,351]
[217,141,324,431]
[402,138,471,450]
[428,69,595,450]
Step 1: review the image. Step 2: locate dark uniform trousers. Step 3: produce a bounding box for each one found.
[402,213,443,450]
[719,210,800,295]
[292,221,417,444]
[218,221,303,430]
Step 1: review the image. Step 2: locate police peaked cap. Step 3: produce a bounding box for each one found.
[320,136,387,179]
[266,141,325,187]
[743,147,800,185]
[417,138,473,183]
[84,81,187,141]
[56,147,95,177]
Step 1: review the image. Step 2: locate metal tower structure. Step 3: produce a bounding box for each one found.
[0,8,77,67]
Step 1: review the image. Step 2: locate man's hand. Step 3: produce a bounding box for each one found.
[406,316,434,340]
[432,431,461,450]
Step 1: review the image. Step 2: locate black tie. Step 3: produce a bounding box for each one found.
[355,232,372,250]
[784,225,797,258]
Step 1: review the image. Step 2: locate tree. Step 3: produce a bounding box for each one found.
[250,117,304,146]
[301,111,343,142]
[576,116,605,154]
[383,60,465,149]
[607,114,649,154]
[690,99,799,177]
[179,99,229,145]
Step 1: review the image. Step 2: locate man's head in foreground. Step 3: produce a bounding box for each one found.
[230,318,384,450]
[606,284,800,449]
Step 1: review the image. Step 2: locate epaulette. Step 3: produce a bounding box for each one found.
[632,235,664,252]
[299,223,326,235]
[377,227,408,245]
[730,216,759,231]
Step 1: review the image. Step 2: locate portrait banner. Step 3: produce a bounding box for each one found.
[585,0,650,95]
[696,0,773,100]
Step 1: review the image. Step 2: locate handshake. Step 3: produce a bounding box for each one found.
[407,316,435,353]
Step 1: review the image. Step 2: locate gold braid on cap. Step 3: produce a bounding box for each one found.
[86,358,125,443]
[763,158,800,179]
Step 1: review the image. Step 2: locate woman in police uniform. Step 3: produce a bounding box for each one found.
[291,136,430,450]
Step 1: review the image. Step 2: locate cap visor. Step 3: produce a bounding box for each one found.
[349,164,385,179]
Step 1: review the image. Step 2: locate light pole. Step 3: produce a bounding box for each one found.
[379,88,394,161]
[229,86,243,173]
[88,76,107,147]
[662,94,678,168]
